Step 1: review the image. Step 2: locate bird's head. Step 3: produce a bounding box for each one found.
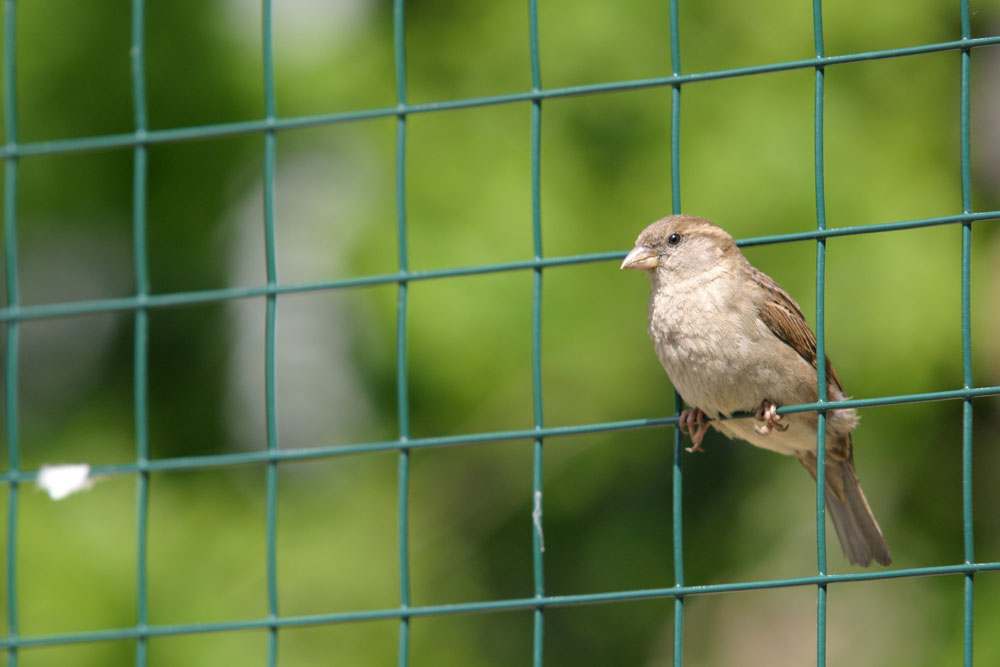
[620,215,739,282]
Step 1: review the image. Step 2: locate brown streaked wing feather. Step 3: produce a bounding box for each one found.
[749,266,846,394]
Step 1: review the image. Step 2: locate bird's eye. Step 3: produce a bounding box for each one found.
[667,233,681,246]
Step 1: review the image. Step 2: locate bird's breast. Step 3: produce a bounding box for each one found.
[648,276,811,412]
[643,268,857,458]
[647,280,758,415]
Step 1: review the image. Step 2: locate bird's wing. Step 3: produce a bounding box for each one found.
[748,266,845,394]
[751,267,853,462]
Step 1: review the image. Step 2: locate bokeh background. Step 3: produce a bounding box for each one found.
[2,0,1000,665]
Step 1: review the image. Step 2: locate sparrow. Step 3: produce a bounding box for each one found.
[621,214,891,567]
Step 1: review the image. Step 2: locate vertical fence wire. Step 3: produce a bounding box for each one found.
[129,1,150,665]
[393,1,412,664]
[811,1,829,665]
[667,1,684,664]
[527,1,545,665]
[2,0,18,664]
[261,1,280,664]
[958,1,974,664]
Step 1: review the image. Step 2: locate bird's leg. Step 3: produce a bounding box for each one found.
[753,399,788,436]
[679,408,711,452]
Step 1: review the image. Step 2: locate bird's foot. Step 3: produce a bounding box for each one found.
[753,399,788,436]
[679,408,711,452]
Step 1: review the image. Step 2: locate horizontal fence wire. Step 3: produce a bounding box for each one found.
[2,2,1000,662]
[1,36,1000,161]
[2,560,1000,651]
[0,384,994,486]
[0,386,996,484]
[0,210,997,323]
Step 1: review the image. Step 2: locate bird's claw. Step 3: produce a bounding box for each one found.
[753,399,788,436]
[679,408,711,452]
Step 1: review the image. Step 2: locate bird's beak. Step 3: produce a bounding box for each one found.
[620,245,659,270]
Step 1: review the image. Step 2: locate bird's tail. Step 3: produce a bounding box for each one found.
[797,448,891,568]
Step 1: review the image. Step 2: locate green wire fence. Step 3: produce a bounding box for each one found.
[2,1,1000,666]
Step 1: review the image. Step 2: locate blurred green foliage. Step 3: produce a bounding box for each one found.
[1,1,999,666]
